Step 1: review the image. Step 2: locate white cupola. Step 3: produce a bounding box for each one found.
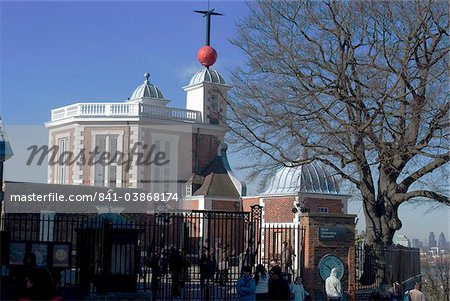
[128,72,170,106]
[184,68,230,125]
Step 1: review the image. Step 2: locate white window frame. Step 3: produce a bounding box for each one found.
[150,133,179,194]
[55,135,70,184]
[185,184,192,197]
[91,130,124,187]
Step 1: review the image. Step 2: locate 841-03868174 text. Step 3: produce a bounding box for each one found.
[96,191,178,202]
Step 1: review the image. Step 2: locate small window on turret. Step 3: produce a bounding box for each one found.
[185,184,192,196]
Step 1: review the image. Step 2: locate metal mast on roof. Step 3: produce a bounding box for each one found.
[194,9,223,46]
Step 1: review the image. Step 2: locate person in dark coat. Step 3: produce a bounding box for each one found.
[149,251,161,301]
[15,252,37,298]
[23,267,56,300]
[169,247,184,297]
[281,241,294,275]
[268,266,290,300]
[199,247,213,289]
[16,252,56,300]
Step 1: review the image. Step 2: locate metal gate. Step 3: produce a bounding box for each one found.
[148,208,260,300]
[257,222,306,282]
[1,205,305,300]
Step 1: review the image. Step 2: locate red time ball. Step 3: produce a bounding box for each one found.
[197,46,217,67]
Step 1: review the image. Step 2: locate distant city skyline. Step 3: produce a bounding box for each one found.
[405,231,449,250]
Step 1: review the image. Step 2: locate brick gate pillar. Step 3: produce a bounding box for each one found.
[300,213,356,301]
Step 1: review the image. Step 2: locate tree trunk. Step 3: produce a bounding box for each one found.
[363,189,401,283]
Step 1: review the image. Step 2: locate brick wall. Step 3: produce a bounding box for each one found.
[242,195,345,222]
[242,197,259,212]
[192,133,218,173]
[305,198,344,214]
[263,197,295,223]
[211,200,239,211]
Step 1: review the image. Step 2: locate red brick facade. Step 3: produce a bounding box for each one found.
[192,133,219,173]
[241,194,354,299]
[242,195,346,222]
[300,213,356,301]
[263,197,295,222]
[211,200,239,211]
[242,197,259,212]
[304,197,344,214]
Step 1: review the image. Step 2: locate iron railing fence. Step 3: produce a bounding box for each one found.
[1,206,305,300]
[355,244,421,291]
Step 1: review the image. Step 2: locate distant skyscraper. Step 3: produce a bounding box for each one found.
[438,232,447,249]
[411,238,423,249]
[429,232,437,248]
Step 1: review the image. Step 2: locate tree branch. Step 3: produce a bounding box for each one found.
[401,190,450,205]
[399,152,450,191]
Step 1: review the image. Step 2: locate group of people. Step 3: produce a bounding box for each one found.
[150,242,232,299]
[149,247,187,300]
[198,243,231,288]
[369,281,426,301]
[267,241,295,275]
[236,264,309,301]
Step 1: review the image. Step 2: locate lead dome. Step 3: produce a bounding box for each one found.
[129,73,165,100]
[263,161,340,195]
[189,68,226,86]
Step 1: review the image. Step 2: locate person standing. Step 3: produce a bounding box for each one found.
[169,247,184,297]
[179,248,189,290]
[388,282,401,301]
[15,252,37,299]
[290,276,309,301]
[325,268,342,301]
[149,251,161,301]
[268,266,290,300]
[217,243,229,286]
[236,266,256,301]
[254,264,269,300]
[199,247,209,289]
[16,252,57,301]
[22,267,57,301]
[408,282,426,301]
[281,241,294,275]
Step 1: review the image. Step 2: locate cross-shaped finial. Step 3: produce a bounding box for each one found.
[194,9,223,46]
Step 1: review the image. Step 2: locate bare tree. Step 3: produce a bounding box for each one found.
[422,255,450,301]
[228,0,449,279]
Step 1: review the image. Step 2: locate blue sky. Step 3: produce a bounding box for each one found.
[1,0,448,243]
[1,0,247,124]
